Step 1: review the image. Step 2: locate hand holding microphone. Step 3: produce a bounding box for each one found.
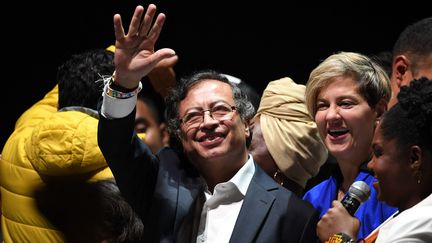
[341,181,371,216]
[317,181,370,241]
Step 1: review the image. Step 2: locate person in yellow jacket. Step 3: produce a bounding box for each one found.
[0,45,178,242]
[0,49,115,242]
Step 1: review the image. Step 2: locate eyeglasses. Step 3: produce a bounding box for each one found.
[180,104,236,129]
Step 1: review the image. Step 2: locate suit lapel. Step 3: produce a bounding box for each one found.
[229,166,279,243]
[175,172,203,230]
[155,149,202,238]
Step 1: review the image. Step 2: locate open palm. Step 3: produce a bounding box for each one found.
[113,4,175,89]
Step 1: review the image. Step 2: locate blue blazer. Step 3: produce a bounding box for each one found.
[98,111,319,243]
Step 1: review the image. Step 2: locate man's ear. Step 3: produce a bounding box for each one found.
[245,124,250,138]
[393,55,409,88]
[246,115,259,139]
[245,115,259,148]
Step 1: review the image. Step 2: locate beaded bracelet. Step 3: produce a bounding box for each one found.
[326,232,356,243]
[104,81,142,99]
[103,72,142,99]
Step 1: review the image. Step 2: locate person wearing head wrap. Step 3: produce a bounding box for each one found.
[249,77,328,196]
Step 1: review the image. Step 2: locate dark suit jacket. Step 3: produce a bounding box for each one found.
[98,111,319,243]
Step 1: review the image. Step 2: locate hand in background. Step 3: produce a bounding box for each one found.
[148,55,178,97]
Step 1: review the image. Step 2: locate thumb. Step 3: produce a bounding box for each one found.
[156,55,179,69]
[152,48,176,65]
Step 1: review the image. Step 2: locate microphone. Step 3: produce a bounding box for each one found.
[341,181,371,216]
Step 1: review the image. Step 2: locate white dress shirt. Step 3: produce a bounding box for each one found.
[196,156,255,243]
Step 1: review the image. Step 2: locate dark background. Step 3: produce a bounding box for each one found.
[3,1,430,149]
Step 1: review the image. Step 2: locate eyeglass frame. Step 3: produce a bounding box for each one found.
[179,104,237,129]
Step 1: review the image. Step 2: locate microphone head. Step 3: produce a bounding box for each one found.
[349,181,371,203]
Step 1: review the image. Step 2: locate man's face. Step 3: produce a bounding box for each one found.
[177,80,249,169]
[135,99,165,154]
[389,55,432,108]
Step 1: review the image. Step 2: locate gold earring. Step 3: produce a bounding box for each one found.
[273,169,285,186]
[414,171,422,184]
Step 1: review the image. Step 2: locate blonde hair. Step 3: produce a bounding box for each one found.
[305,51,391,118]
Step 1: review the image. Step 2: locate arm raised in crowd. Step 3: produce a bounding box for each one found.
[112,4,176,89]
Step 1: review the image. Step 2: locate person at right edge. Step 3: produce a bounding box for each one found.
[322,78,432,242]
[387,17,432,108]
[316,17,432,243]
[98,3,319,243]
[302,52,398,240]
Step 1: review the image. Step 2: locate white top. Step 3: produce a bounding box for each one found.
[101,89,137,119]
[376,193,432,243]
[196,156,255,243]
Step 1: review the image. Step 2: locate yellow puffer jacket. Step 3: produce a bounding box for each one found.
[0,85,113,242]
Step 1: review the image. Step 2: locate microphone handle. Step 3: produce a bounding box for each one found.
[341,194,361,216]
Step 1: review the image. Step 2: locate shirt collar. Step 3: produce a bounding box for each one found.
[202,154,256,196]
[229,154,255,195]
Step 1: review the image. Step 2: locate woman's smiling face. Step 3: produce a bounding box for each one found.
[314,76,378,164]
[368,122,413,209]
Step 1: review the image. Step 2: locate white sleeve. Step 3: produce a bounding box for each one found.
[100,92,137,119]
[376,206,432,243]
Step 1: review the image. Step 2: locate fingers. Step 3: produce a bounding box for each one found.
[138,4,157,37]
[114,3,165,41]
[111,3,175,86]
[113,14,125,41]
[115,4,164,41]
[152,48,177,65]
[113,5,144,40]
[155,55,179,69]
[128,5,145,37]
[317,216,334,241]
[146,13,166,42]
